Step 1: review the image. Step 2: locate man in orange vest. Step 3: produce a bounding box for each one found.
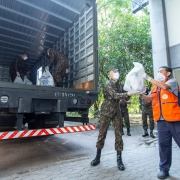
[140,66,180,179]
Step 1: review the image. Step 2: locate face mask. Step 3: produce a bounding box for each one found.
[23,56,28,60]
[47,53,49,56]
[157,72,165,82]
[113,72,120,79]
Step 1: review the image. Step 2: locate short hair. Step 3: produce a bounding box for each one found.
[159,66,172,77]
[21,52,28,57]
[109,67,119,72]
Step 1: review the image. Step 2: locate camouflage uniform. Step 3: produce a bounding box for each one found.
[139,96,154,130]
[48,49,69,84]
[9,56,27,82]
[96,79,129,151]
[119,83,130,129]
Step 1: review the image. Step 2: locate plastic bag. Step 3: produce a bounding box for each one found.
[39,70,55,86]
[24,77,32,85]
[123,62,146,94]
[14,76,24,84]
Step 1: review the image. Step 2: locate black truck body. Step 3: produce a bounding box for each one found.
[0,0,98,130]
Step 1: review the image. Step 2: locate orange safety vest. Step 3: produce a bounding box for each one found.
[150,85,180,122]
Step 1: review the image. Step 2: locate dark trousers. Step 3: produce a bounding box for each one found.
[157,120,180,172]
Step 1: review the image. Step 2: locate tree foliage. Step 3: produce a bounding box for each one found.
[90,0,153,117]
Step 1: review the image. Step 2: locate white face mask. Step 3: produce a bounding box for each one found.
[23,56,28,60]
[47,53,49,56]
[157,72,165,82]
[113,72,120,80]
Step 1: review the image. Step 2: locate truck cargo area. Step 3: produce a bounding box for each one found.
[0,0,98,131]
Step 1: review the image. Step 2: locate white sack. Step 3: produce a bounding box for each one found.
[14,76,24,84]
[24,77,32,85]
[123,62,146,94]
[39,70,55,87]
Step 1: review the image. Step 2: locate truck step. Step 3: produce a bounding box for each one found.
[0,125,96,140]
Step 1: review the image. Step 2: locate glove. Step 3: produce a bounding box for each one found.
[45,66,49,71]
[139,72,152,81]
[127,90,141,96]
[16,72,20,76]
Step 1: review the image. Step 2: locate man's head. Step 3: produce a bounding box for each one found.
[157,66,172,82]
[109,67,119,81]
[21,52,28,60]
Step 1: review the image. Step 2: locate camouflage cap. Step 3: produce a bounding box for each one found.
[109,67,119,72]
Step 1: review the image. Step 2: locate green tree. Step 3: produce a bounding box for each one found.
[90,0,152,117]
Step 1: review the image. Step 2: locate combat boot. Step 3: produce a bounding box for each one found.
[117,151,125,171]
[150,130,155,138]
[121,128,124,135]
[91,148,101,166]
[127,128,131,136]
[142,129,149,137]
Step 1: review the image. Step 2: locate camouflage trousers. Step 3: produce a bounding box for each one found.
[121,108,130,129]
[96,111,123,151]
[142,111,154,130]
[54,61,68,83]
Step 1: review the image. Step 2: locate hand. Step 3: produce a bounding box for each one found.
[127,90,140,96]
[45,66,49,71]
[139,72,152,81]
[17,72,20,76]
[24,75,27,79]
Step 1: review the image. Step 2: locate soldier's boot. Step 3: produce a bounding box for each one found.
[127,128,131,136]
[117,151,125,171]
[121,128,124,135]
[150,130,155,138]
[91,148,101,166]
[142,129,149,137]
[57,82,63,87]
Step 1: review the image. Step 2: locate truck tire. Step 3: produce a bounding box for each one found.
[0,114,16,127]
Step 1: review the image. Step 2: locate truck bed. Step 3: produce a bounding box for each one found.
[0,81,96,94]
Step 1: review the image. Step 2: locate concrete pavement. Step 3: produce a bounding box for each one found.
[2,125,180,180]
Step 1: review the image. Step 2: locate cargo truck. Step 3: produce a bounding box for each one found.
[0,0,98,138]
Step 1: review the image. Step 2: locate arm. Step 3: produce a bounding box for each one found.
[104,83,128,100]
[120,98,131,104]
[149,79,170,90]
[140,94,153,103]
[143,73,170,90]
[15,57,19,72]
[47,50,55,67]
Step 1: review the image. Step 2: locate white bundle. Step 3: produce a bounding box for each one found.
[123,62,146,94]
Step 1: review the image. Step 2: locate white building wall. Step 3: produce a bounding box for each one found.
[165,0,180,69]
[149,0,170,76]
[165,0,180,47]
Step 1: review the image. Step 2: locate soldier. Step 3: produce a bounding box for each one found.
[9,52,28,82]
[139,86,155,138]
[46,48,69,87]
[119,83,131,136]
[90,67,136,171]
